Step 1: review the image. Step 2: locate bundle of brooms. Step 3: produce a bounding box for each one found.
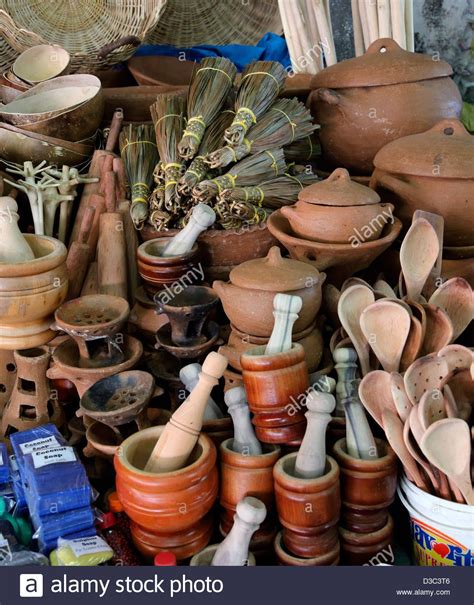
[283,133,321,163]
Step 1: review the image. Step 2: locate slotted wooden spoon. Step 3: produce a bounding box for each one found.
[404,354,450,405]
[390,372,412,422]
[418,388,447,432]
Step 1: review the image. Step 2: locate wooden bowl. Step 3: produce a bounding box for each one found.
[13,45,71,84]
[127,55,194,89]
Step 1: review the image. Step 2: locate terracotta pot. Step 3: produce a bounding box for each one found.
[281,168,394,244]
[114,425,218,560]
[308,39,462,175]
[273,453,340,559]
[241,344,309,444]
[0,234,68,349]
[370,119,474,246]
[137,237,201,297]
[274,530,340,566]
[213,246,325,338]
[333,439,398,533]
[0,349,16,417]
[128,286,169,344]
[340,514,394,565]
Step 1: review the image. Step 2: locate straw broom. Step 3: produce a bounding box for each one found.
[283,133,321,163]
[150,93,186,212]
[178,57,237,160]
[119,124,158,229]
[224,61,287,146]
[206,98,317,169]
[192,148,287,203]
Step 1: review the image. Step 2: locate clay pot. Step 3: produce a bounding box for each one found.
[213,246,325,338]
[0,234,68,349]
[281,168,394,244]
[137,237,201,297]
[273,453,340,559]
[0,349,16,417]
[332,438,398,533]
[308,38,462,175]
[128,286,169,344]
[190,544,256,566]
[274,530,340,566]
[241,344,309,445]
[340,514,394,565]
[114,425,218,560]
[370,119,474,246]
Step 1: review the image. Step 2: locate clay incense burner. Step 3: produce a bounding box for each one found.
[128,286,169,345]
[281,168,394,244]
[371,119,474,246]
[308,38,462,175]
[213,246,325,338]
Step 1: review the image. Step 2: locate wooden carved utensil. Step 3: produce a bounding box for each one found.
[399,315,423,372]
[145,351,228,473]
[224,386,262,456]
[420,418,474,505]
[180,363,224,421]
[429,278,473,342]
[419,304,453,356]
[264,293,302,355]
[418,389,446,432]
[163,203,216,257]
[373,279,397,299]
[360,299,411,373]
[400,218,439,302]
[413,209,444,299]
[404,355,450,405]
[402,419,440,493]
[437,344,473,375]
[390,372,412,422]
[358,370,398,428]
[338,284,375,375]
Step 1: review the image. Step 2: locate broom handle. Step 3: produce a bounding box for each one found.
[391,0,406,49]
[351,0,365,56]
[405,0,414,51]
[377,0,391,38]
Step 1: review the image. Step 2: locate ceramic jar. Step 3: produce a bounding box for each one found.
[213,246,325,338]
[0,234,68,349]
[137,237,201,297]
[273,453,340,562]
[281,168,394,244]
[370,119,474,246]
[114,425,218,561]
[308,38,462,175]
[241,344,309,445]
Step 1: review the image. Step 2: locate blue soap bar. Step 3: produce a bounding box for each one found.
[32,506,95,544]
[10,424,63,476]
[0,443,8,484]
[9,456,28,513]
[38,524,97,555]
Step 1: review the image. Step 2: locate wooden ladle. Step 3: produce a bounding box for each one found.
[429,277,473,342]
[400,218,439,302]
[420,418,474,505]
[402,418,440,492]
[358,370,398,428]
[400,315,423,372]
[338,284,375,376]
[419,304,453,356]
[360,300,411,373]
[390,372,412,422]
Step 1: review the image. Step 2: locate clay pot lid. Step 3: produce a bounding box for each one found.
[229,246,321,291]
[298,168,381,206]
[373,119,474,178]
[311,38,453,88]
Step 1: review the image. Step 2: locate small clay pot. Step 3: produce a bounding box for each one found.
[190,544,256,566]
[332,438,398,533]
[273,453,340,559]
[114,425,218,560]
[274,531,340,566]
[241,344,309,444]
[340,514,394,565]
[128,286,169,344]
[137,237,201,297]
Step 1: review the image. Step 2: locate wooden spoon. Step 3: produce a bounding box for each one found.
[382,408,429,491]
[403,418,440,492]
[399,316,423,372]
[374,279,397,299]
[358,370,397,428]
[437,344,473,374]
[338,284,375,375]
[420,418,474,505]
[405,301,427,343]
[443,384,458,418]
[341,277,373,292]
[418,389,446,432]
[360,300,411,373]
[420,304,453,356]
[404,354,450,405]
[390,372,412,422]
[429,278,473,342]
[400,218,439,302]
[413,209,444,299]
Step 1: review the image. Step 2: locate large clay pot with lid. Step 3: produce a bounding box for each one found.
[308,38,462,175]
[213,246,325,338]
[370,119,474,246]
[281,168,394,243]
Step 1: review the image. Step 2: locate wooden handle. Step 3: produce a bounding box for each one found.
[106,109,124,152]
[97,212,127,299]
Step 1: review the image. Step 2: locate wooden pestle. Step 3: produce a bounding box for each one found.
[294,389,335,479]
[81,261,99,296]
[113,157,127,200]
[145,352,228,473]
[97,213,128,299]
[162,203,216,257]
[0,197,34,262]
[103,170,117,213]
[66,205,95,300]
[264,293,302,355]
[211,496,267,566]
[179,363,224,421]
[86,193,106,262]
[118,200,140,303]
[224,386,262,455]
[334,347,360,413]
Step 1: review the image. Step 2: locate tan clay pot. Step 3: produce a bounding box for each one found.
[370,119,474,246]
[308,39,462,175]
[213,246,325,338]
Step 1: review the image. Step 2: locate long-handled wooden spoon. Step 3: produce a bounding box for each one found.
[403,419,440,492]
[420,418,474,505]
[400,218,439,302]
[429,278,473,342]
[420,304,453,356]
[374,279,397,299]
[358,370,398,428]
[413,209,444,299]
[338,284,375,375]
[390,372,412,422]
[400,315,423,371]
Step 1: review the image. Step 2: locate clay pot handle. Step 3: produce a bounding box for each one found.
[315,88,341,106]
[327,167,351,183]
[266,246,283,266]
[365,38,402,54]
[427,119,470,139]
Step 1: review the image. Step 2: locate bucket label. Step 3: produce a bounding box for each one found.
[411,517,473,566]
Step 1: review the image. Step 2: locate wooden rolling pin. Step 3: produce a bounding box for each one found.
[86,193,106,263]
[97,213,127,299]
[118,200,140,303]
[81,262,99,296]
[66,205,95,300]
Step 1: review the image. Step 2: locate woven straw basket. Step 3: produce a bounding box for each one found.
[0,1,167,74]
[147,0,282,47]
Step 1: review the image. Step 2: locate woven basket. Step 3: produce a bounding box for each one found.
[0,1,167,74]
[147,0,282,47]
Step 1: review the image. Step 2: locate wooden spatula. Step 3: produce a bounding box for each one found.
[400,218,439,302]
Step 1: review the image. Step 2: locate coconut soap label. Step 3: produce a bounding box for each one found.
[19,435,60,455]
[32,446,77,469]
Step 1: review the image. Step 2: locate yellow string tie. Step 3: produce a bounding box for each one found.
[196,66,233,83]
[307,135,313,160]
[186,170,202,179]
[165,181,178,189]
[237,107,257,123]
[265,150,279,175]
[241,71,281,92]
[284,173,304,189]
[256,187,265,206]
[227,174,237,187]
[272,108,297,142]
[242,138,252,152]
[225,146,237,163]
[120,140,157,155]
[164,162,182,170]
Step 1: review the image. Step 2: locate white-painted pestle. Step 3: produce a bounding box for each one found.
[294,388,336,479]
[145,351,228,473]
[224,386,262,455]
[0,197,35,263]
[334,347,360,415]
[179,363,224,420]
[211,496,267,566]
[264,293,302,355]
[162,203,216,257]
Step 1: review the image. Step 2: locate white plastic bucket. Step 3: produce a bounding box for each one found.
[398,475,473,566]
